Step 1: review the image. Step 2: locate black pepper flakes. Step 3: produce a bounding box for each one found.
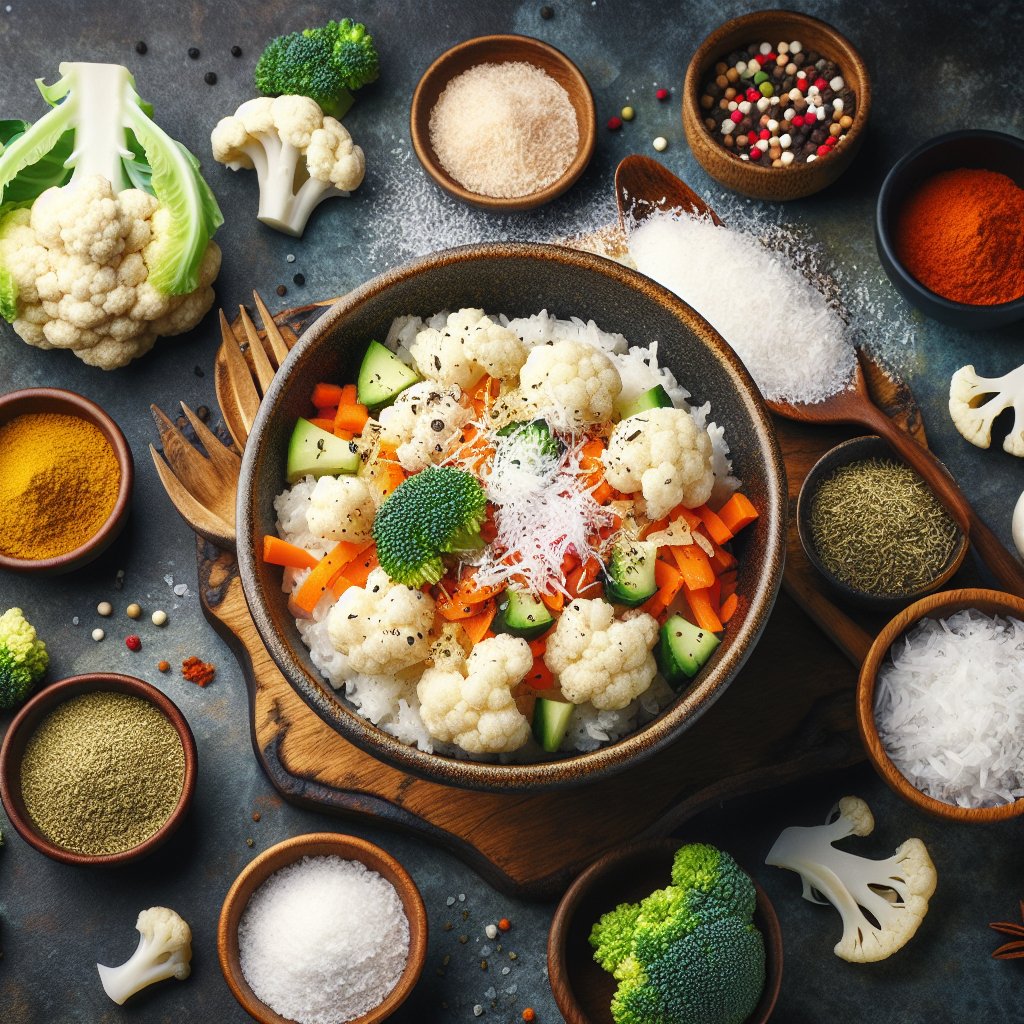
[293,272,305,286]
[276,284,287,296]
[540,4,554,17]
[204,71,218,85]
[135,41,148,55]
[231,45,242,57]
[188,47,200,59]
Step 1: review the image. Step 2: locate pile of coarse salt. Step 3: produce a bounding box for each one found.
[238,855,410,1024]
[628,210,855,405]
[429,61,579,199]
[875,609,1024,808]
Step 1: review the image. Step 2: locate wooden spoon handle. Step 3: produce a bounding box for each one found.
[782,566,874,665]
[862,405,1024,598]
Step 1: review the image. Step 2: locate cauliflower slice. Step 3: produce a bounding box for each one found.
[326,568,434,675]
[948,363,1024,457]
[377,381,472,472]
[305,474,376,543]
[409,308,527,389]
[519,339,622,430]
[544,599,659,711]
[603,407,714,520]
[417,634,533,753]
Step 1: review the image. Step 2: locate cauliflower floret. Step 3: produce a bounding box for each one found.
[377,381,472,472]
[326,568,434,675]
[602,407,714,519]
[305,474,376,543]
[409,308,528,389]
[544,599,659,711]
[519,339,622,430]
[417,634,533,753]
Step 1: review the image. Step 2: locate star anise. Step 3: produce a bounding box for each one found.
[990,900,1024,960]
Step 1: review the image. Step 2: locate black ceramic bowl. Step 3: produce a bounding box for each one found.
[797,435,968,613]
[237,243,786,792]
[876,129,1024,329]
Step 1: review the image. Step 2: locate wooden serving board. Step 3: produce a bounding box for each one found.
[190,286,932,900]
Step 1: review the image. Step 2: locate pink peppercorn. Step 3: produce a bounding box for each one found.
[791,115,804,127]
[655,88,669,101]
[607,116,623,131]
[814,77,828,90]
[749,147,761,160]
[826,135,838,147]
[729,110,742,123]
[758,128,770,140]
[816,144,830,156]
[125,634,141,651]
[746,88,759,102]
[797,78,809,92]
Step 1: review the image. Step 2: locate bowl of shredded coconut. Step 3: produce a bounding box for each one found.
[237,242,786,791]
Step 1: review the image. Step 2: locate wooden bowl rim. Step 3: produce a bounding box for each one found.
[547,836,783,1024]
[0,387,134,574]
[795,435,969,609]
[217,832,428,1024]
[0,672,197,865]
[409,33,597,212]
[857,587,1024,822]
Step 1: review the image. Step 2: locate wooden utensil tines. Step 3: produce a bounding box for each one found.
[614,154,1024,599]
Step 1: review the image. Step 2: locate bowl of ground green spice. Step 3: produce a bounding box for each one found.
[797,436,967,612]
[0,673,197,865]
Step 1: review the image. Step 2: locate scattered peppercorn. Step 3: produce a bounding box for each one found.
[246,838,255,848]
[652,136,668,152]
[92,628,105,642]
[204,71,217,85]
[135,41,147,55]
[607,116,623,131]
[498,917,511,932]
[151,609,168,627]
[157,660,170,673]
[621,105,635,121]
[522,1010,536,1023]
[252,811,261,822]
[125,634,141,651]
[656,87,670,100]
[196,405,210,422]
[276,284,287,296]
[231,45,242,57]
[97,601,113,617]
[540,4,554,17]
[193,365,204,377]
[126,602,142,620]
[182,655,216,687]
[188,47,200,59]
[292,273,305,286]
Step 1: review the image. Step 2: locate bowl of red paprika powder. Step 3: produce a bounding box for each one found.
[876,129,1024,329]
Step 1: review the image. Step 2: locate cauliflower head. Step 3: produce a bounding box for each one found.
[409,308,527,389]
[603,407,715,520]
[326,568,435,675]
[306,474,375,544]
[377,381,472,472]
[519,339,622,430]
[948,363,1024,457]
[544,599,659,710]
[417,633,533,753]
[0,175,220,368]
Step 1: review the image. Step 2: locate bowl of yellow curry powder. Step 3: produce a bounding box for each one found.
[0,388,133,574]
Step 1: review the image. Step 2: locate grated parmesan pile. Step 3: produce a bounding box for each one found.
[875,609,1024,808]
[429,61,579,199]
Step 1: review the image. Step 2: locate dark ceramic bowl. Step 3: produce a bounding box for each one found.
[0,388,133,575]
[548,837,783,1024]
[797,436,967,613]
[876,129,1024,329]
[0,673,197,866]
[237,243,786,792]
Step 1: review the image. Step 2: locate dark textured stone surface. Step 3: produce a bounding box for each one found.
[0,1,1022,1022]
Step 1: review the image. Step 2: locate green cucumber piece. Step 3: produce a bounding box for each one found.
[618,384,674,419]
[604,539,658,607]
[533,697,574,753]
[495,418,562,461]
[286,418,360,483]
[657,614,721,687]
[494,589,555,641]
[356,339,420,408]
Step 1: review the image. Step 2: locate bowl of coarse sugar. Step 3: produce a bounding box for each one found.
[410,33,597,212]
[0,387,134,575]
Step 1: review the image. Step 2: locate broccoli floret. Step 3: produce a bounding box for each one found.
[372,466,487,587]
[591,901,644,973]
[0,607,48,711]
[255,19,380,121]
[670,843,757,920]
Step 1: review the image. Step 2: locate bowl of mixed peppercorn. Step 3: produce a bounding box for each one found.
[683,10,870,201]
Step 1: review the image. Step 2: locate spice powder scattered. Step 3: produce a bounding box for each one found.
[0,412,120,560]
[20,691,184,856]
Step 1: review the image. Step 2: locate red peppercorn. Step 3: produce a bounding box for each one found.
[814,77,828,90]
[826,135,838,147]
[729,110,742,123]
[758,128,770,140]
[816,144,830,157]
[745,88,759,102]
[498,917,511,931]
[797,78,809,91]
[606,116,623,131]
[522,1010,536,1023]
[791,115,804,127]
[748,147,761,160]
[655,88,669,101]
[764,52,777,63]
[125,634,141,651]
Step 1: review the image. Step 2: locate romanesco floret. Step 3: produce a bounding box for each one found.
[409,308,528,389]
[603,407,715,520]
[0,607,49,711]
[543,600,658,710]
[326,567,435,675]
[518,339,622,430]
[417,634,533,753]
[372,466,487,587]
[305,474,376,544]
[377,381,472,472]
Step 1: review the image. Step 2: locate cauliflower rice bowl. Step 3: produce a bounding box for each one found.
[261,304,764,764]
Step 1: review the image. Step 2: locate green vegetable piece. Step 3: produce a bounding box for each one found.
[494,419,562,461]
[657,614,721,686]
[372,466,487,587]
[287,418,361,483]
[356,340,420,408]
[604,540,658,607]
[0,607,48,711]
[617,384,674,420]
[255,18,380,120]
[494,589,554,641]
[532,697,573,753]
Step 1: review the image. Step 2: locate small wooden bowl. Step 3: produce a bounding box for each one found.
[549,838,783,1024]
[0,387,133,575]
[410,34,596,211]
[0,673,197,865]
[796,436,968,613]
[858,588,1024,823]
[683,10,870,200]
[219,833,428,1024]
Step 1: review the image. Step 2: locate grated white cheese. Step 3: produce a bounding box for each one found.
[875,609,1024,808]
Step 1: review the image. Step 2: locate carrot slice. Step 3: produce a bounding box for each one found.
[308,417,336,433]
[378,441,400,461]
[719,571,738,602]
[592,480,614,505]
[710,541,737,573]
[335,403,370,434]
[526,657,555,690]
[340,383,358,406]
[462,602,497,644]
[718,493,759,534]
[339,546,379,587]
[541,590,565,613]
[641,559,684,617]
[669,544,716,590]
[294,541,369,614]
[528,637,547,658]
[454,576,506,607]
[312,383,344,408]
[684,586,724,633]
[696,504,733,545]
[377,460,407,499]
[720,592,739,624]
[263,536,319,570]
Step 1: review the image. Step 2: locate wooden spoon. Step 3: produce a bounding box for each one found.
[615,154,1024,599]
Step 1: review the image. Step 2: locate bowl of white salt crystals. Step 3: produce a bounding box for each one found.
[858,588,1024,824]
[218,833,427,1024]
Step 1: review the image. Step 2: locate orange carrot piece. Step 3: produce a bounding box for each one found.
[669,544,716,590]
[340,383,358,406]
[378,441,400,461]
[329,575,354,600]
[334,428,354,441]
[696,504,733,545]
[455,577,506,607]
[684,586,724,633]
[528,637,548,658]
[378,461,407,499]
[526,658,555,690]
[592,480,614,505]
[263,536,319,570]
[312,383,344,408]
[294,541,368,613]
[669,505,702,531]
[338,545,378,587]
[641,517,669,539]
[718,493,759,534]
[335,403,370,434]
[720,592,739,624]
[462,602,497,644]
[710,541,737,573]
[541,590,565,613]
[641,559,684,617]
[720,574,738,602]
[308,417,337,433]
[436,596,480,621]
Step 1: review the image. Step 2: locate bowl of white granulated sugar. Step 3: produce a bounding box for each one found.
[218,833,427,1024]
